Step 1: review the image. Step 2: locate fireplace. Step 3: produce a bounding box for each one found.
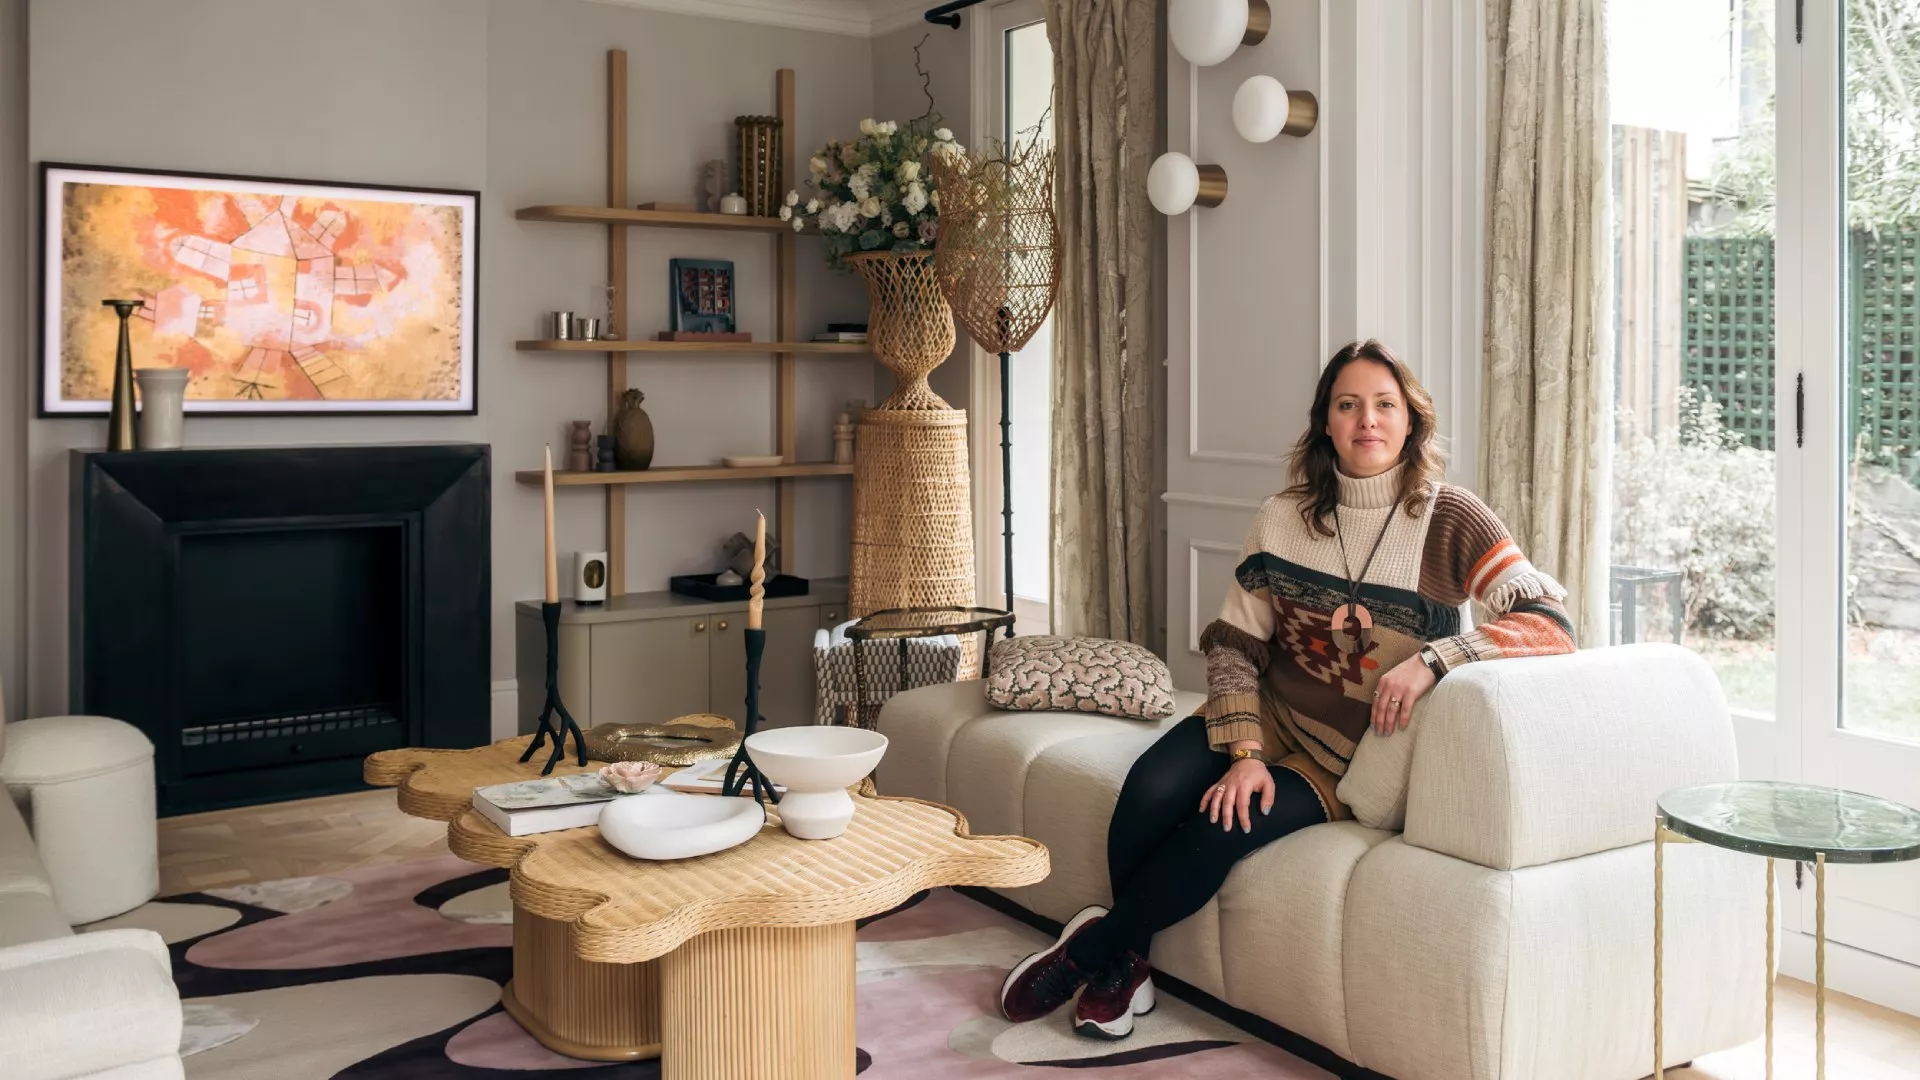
[71,444,490,815]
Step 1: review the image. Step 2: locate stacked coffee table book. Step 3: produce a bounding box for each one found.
[364,730,1049,1078]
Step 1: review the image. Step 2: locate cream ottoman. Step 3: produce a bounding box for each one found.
[0,717,159,925]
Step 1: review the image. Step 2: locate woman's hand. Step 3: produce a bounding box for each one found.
[1370,653,1438,736]
[1200,756,1275,834]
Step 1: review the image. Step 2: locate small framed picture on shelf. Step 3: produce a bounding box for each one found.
[664,258,740,339]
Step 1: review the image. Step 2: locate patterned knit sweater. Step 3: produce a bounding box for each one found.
[1199,464,1576,819]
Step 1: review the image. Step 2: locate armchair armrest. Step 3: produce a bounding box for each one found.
[1398,643,1738,870]
[0,929,183,1080]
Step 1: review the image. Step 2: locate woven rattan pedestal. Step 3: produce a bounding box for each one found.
[367,737,1048,1078]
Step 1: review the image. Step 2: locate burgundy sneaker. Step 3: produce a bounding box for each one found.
[998,904,1107,1022]
[1073,950,1155,1040]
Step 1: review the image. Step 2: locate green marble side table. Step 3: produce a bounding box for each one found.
[1654,781,1920,1080]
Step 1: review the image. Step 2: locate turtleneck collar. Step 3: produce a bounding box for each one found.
[1336,462,1405,510]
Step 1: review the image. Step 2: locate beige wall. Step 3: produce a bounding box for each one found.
[0,0,23,723]
[19,0,875,715]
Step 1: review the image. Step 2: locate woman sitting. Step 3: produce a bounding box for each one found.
[997,339,1577,1040]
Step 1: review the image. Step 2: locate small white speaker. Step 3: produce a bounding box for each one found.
[573,551,608,604]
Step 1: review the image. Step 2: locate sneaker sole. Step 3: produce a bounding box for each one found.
[998,904,1108,1022]
[1073,975,1155,1041]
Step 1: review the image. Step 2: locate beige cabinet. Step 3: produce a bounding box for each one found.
[515,580,846,736]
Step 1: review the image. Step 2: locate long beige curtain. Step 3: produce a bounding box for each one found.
[1481,0,1612,647]
[1043,0,1158,644]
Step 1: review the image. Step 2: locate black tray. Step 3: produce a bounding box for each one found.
[669,573,810,603]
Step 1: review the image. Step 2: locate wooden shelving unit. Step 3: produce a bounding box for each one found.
[516,339,867,354]
[518,53,835,598]
[514,462,854,486]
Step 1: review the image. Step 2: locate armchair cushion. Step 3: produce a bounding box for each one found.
[0,928,183,1080]
[1400,643,1737,871]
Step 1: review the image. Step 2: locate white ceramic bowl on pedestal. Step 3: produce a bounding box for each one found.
[743,727,889,840]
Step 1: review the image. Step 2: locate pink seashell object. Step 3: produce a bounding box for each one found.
[599,760,662,794]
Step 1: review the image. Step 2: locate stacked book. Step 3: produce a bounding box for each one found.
[813,321,867,344]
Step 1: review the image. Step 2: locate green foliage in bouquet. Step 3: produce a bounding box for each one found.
[782,114,965,269]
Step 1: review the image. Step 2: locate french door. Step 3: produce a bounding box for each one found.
[1781,0,1920,969]
[1608,0,1920,977]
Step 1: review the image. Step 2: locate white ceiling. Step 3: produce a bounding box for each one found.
[584,0,939,38]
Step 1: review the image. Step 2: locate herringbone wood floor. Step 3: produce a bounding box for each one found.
[157,789,1920,1077]
[156,787,447,897]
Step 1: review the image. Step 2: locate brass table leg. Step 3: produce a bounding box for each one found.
[1654,817,1666,1080]
[661,922,857,1080]
[1766,857,1775,1080]
[1816,852,1827,1080]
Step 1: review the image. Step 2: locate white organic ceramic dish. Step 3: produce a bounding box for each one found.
[598,789,765,860]
[743,726,889,840]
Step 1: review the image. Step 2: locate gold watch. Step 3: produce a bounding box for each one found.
[1228,747,1260,764]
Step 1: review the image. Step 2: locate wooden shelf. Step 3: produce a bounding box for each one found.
[516,462,854,486]
[517,339,868,354]
[515,205,790,231]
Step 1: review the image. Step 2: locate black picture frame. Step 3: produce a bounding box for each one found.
[39,161,481,418]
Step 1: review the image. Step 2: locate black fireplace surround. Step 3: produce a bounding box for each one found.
[71,444,490,815]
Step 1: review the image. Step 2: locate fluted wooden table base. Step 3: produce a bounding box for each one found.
[661,923,856,1080]
[503,907,662,1061]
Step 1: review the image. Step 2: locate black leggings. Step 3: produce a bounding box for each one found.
[1066,714,1329,972]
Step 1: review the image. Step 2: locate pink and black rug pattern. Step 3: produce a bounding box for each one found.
[105,855,1324,1078]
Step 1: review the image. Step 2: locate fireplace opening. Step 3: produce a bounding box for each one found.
[175,524,409,777]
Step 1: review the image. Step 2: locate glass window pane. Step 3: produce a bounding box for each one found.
[1005,19,1054,627]
[1842,0,1920,743]
[1608,0,1778,718]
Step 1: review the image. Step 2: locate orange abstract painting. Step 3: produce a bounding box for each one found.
[42,165,476,414]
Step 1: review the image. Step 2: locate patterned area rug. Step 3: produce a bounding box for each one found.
[96,854,1328,1078]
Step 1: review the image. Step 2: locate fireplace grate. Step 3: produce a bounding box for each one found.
[180,706,402,747]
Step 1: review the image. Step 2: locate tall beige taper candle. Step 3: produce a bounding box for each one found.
[543,444,559,604]
[747,509,766,630]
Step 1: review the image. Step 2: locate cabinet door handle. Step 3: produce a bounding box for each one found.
[825,611,839,622]
[694,621,707,633]
[717,620,730,631]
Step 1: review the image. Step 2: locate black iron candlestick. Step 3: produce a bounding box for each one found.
[521,601,587,775]
[721,626,780,806]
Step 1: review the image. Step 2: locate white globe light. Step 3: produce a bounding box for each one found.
[1233,75,1290,143]
[1148,153,1201,216]
[1169,0,1249,67]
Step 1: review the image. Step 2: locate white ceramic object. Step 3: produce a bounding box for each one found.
[723,454,783,467]
[744,726,888,840]
[1169,0,1251,67]
[134,367,188,449]
[719,192,749,216]
[598,789,765,860]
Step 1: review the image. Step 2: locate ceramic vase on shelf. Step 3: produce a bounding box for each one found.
[844,251,956,411]
[568,420,593,472]
[133,368,188,449]
[613,389,654,471]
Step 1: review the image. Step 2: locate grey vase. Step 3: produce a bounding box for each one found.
[613,388,654,471]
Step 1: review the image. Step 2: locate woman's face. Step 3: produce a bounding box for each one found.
[1324,359,1408,478]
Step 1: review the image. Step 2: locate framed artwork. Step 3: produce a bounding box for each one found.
[667,258,736,335]
[41,162,479,416]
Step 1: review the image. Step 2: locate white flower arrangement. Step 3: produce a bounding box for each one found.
[783,114,963,267]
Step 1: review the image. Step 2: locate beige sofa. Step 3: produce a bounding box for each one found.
[876,643,1766,1080]
[0,706,183,1080]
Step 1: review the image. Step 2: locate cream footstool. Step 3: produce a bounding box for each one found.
[0,716,159,924]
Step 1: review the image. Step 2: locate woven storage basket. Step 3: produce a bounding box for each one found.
[849,407,978,676]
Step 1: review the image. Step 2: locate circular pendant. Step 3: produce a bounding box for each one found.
[1329,602,1374,654]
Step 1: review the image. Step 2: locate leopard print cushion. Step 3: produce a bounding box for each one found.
[984,635,1177,720]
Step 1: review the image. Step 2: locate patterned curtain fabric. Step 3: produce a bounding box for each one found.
[1043,0,1159,645]
[1480,0,1612,647]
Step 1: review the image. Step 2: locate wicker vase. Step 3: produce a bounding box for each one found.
[845,251,956,411]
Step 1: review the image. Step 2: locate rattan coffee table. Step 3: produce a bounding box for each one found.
[366,736,1048,1078]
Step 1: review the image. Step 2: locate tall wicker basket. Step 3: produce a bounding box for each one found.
[846,251,978,673]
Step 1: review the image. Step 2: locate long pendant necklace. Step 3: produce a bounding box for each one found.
[1330,505,1395,654]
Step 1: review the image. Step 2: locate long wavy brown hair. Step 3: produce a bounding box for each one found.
[1282,339,1447,536]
